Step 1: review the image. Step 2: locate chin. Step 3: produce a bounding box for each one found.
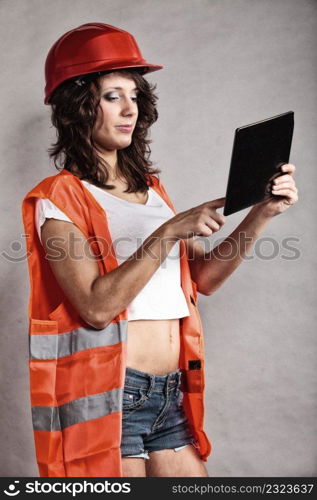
[116,139,133,150]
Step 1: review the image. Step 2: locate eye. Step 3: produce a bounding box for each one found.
[103,92,119,102]
[102,92,139,102]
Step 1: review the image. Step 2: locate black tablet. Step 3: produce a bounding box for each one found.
[223,111,294,216]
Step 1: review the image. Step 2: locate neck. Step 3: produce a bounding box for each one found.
[96,148,119,180]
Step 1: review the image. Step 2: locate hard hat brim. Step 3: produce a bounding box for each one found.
[44,62,163,104]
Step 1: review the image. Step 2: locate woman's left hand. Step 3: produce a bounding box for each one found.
[253,163,298,218]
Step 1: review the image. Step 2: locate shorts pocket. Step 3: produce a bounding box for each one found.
[122,385,148,414]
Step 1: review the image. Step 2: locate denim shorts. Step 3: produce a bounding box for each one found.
[120,366,198,459]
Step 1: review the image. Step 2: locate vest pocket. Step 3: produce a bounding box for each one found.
[48,300,84,332]
[48,302,64,321]
[29,318,58,335]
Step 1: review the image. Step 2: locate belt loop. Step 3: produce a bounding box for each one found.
[165,373,172,394]
[177,370,181,390]
[146,374,155,398]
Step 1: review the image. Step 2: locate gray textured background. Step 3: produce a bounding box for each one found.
[0,0,316,477]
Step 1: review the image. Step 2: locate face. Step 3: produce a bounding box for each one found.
[91,72,139,154]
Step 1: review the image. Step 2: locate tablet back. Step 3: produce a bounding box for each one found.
[223,111,294,216]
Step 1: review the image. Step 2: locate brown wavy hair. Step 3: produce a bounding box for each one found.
[47,68,161,193]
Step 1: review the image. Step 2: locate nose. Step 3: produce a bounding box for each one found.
[121,96,137,117]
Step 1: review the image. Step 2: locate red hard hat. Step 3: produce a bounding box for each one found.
[44,22,163,104]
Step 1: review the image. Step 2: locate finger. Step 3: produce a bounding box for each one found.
[203,205,226,225]
[272,182,297,191]
[272,182,292,189]
[271,188,297,197]
[271,181,297,189]
[281,163,296,175]
[283,193,298,205]
[204,218,220,232]
[211,212,227,225]
[272,184,297,193]
[204,218,220,233]
[207,197,226,208]
[273,174,293,184]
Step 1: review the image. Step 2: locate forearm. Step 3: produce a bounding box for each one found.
[197,204,273,295]
[89,222,177,326]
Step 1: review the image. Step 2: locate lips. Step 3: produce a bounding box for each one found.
[115,125,133,133]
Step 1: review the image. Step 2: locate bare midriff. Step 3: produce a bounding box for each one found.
[83,176,181,376]
[126,319,181,376]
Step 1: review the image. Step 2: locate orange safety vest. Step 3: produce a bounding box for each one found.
[21,169,212,477]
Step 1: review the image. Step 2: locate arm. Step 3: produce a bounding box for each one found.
[185,163,298,295]
[185,205,273,295]
[41,218,176,329]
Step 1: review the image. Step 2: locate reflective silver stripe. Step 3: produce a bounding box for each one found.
[32,387,123,431]
[29,320,127,360]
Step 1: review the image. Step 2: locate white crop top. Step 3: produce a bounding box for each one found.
[35,179,190,321]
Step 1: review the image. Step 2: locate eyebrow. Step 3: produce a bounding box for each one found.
[102,86,139,92]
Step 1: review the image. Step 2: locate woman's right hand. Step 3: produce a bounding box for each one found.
[164,197,227,240]
[40,197,226,330]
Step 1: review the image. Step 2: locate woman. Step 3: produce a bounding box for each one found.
[22,23,298,478]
